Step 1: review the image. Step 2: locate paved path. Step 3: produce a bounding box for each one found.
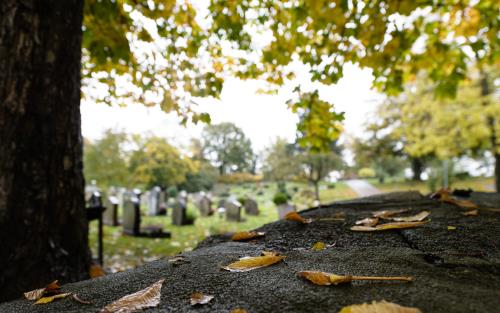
[345,179,382,197]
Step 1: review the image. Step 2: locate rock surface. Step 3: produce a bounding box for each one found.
[1,191,500,312]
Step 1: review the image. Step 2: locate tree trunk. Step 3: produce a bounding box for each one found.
[313,181,320,202]
[480,72,499,192]
[0,0,89,301]
[410,157,424,181]
[495,153,500,192]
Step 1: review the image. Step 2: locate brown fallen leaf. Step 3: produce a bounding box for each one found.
[261,251,280,257]
[101,279,164,313]
[35,293,71,304]
[24,280,61,301]
[90,263,106,278]
[434,189,479,209]
[231,309,247,313]
[190,292,214,306]
[168,256,190,266]
[298,271,414,286]
[372,209,410,219]
[339,300,422,313]
[462,209,478,216]
[285,211,312,224]
[390,211,430,222]
[232,231,265,241]
[222,255,285,272]
[351,221,428,232]
[483,208,500,213]
[355,217,379,227]
[72,294,92,305]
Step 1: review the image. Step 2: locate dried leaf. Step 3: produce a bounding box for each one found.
[462,209,478,216]
[355,217,379,227]
[73,294,92,305]
[390,211,430,222]
[298,271,413,286]
[24,280,61,300]
[483,208,500,213]
[101,279,164,313]
[447,226,456,230]
[168,256,190,266]
[261,251,280,257]
[448,198,478,209]
[372,209,410,219]
[285,211,312,224]
[339,300,422,313]
[311,242,327,251]
[222,255,285,272]
[231,309,247,313]
[35,293,71,304]
[434,190,479,209]
[351,221,428,232]
[190,292,214,306]
[90,263,106,278]
[232,231,265,241]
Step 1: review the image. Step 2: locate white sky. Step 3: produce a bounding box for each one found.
[81,62,384,155]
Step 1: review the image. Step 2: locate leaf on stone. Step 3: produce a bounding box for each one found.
[72,294,92,305]
[298,271,413,286]
[355,217,379,227]
[232,231,265,241]
[190,292,214,306]
[168,256,190,266]
[462,209,478,216]
[372,209,410,219]
[35,293,71,305]
[338,300,422,313]
[311,242,327,251]
[433,189,478,209]
[447,226,456,230]
[390,211,430,222]
[100,279,164,313]
[285,211,312,224]
[261,251,280,257]
[351,221,428,232]
[24,280,61,300]
[222,255,285,272]
[90,263,106,278]
[231,309,247,313]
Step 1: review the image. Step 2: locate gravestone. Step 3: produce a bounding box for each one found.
[225,200,242,222]
[172,197,194,226]
[103,195,120,226]
[277,203,296,219]
[122,191,141,236]
[243,198,259,216]
[148,186,161,216]
[197,194,213,217]
[158,190,167,215]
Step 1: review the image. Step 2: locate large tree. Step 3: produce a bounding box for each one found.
[1,0,498,301]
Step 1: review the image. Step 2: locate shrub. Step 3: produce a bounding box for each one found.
[218,172,263,184]
[166,186,178,198]
[273,192,288,206]
[358,167,376,178]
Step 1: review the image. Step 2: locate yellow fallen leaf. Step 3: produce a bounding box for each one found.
[101,279,164,313]
[339,300,422,313]
[285,211,312,224]
[462,209,478,216]
[372,209,410,219]
[390,211,430,222]
[311,242,327,251]
[434,190,479,209]
[298,271,414,286]
[351,221,428,232]
[222,255,285,272]
[261,251,280,257]
[355,217,379,227]
[447,226,456,230]
[231,309,247,313]
[35,293,71,304]
[24,280,61,300]
[231,231,265,241]
[190,292,214,306]
[90,263,106,278]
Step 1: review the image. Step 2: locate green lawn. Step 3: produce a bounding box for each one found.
[371,176,495,194]
[89,181,356,273]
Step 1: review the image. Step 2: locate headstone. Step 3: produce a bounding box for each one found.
[225,200,242,222]
[158,190,167,215]
[148,186,161,216]
[277,203,296,219]
[172,198,189,226]
[103,195,120,226]
[123,191,140,236]
[197,194,213,217]
[243,198,259,216]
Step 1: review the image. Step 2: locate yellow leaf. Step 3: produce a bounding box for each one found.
[447,226,456,230]
[462,209,478,216]
[90,263,106,278]
[231,309,247,313]
[372,209,410,219]
[222,255,285,272]
[339,300,422,313]
[190,292,214,306]
[261,251,280,257]
[24,280,61,301]
[311,242,327,251]
[35,293,71,304]
[351,221,428,232]
[101,279,164,313]
[297,271,332,285]
[355,217,379,227]
[231,231,265,241]
[390,211,430,222]
[298,271,413,286]
[285,211,312,224]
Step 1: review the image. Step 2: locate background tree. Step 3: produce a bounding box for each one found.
[83,129,131,189]
[202,122,255,175]
[262,138,300,185]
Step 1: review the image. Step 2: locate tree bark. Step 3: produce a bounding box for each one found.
[0,0,89,301]
[410,157,424,181]
[495,153,500,192]
[313,181,320,202]
[480,72,499,192]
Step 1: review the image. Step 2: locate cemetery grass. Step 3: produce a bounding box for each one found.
[89,181,355,273]
[371,176,495,194]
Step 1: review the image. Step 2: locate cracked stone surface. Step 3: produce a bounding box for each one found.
[1,191,499,312]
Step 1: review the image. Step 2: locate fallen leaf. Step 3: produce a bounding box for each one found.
[355,217,379,227]
[298,271,413,286]
[190,292,214,306]
[483,208,500,213]
[35,293,71,304]
[101,279,164,313]
[231,309,247,313]
[372,209,410,219]
[311,242,327,251]
[434,190,479,209]
[73,294,92,305]
[261,251,280,257]
[232,231,265,241]
[462,209,478,216]
[222,255,285,272]
[447,198,478,209]
[390,211,430,222]
[351,221,428,232]
[90,263,106,278]
[447,226,456,230]
[285,211,312,224]
[339,300,422,313]
[168,256,190,266]
[24,280,61,300]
